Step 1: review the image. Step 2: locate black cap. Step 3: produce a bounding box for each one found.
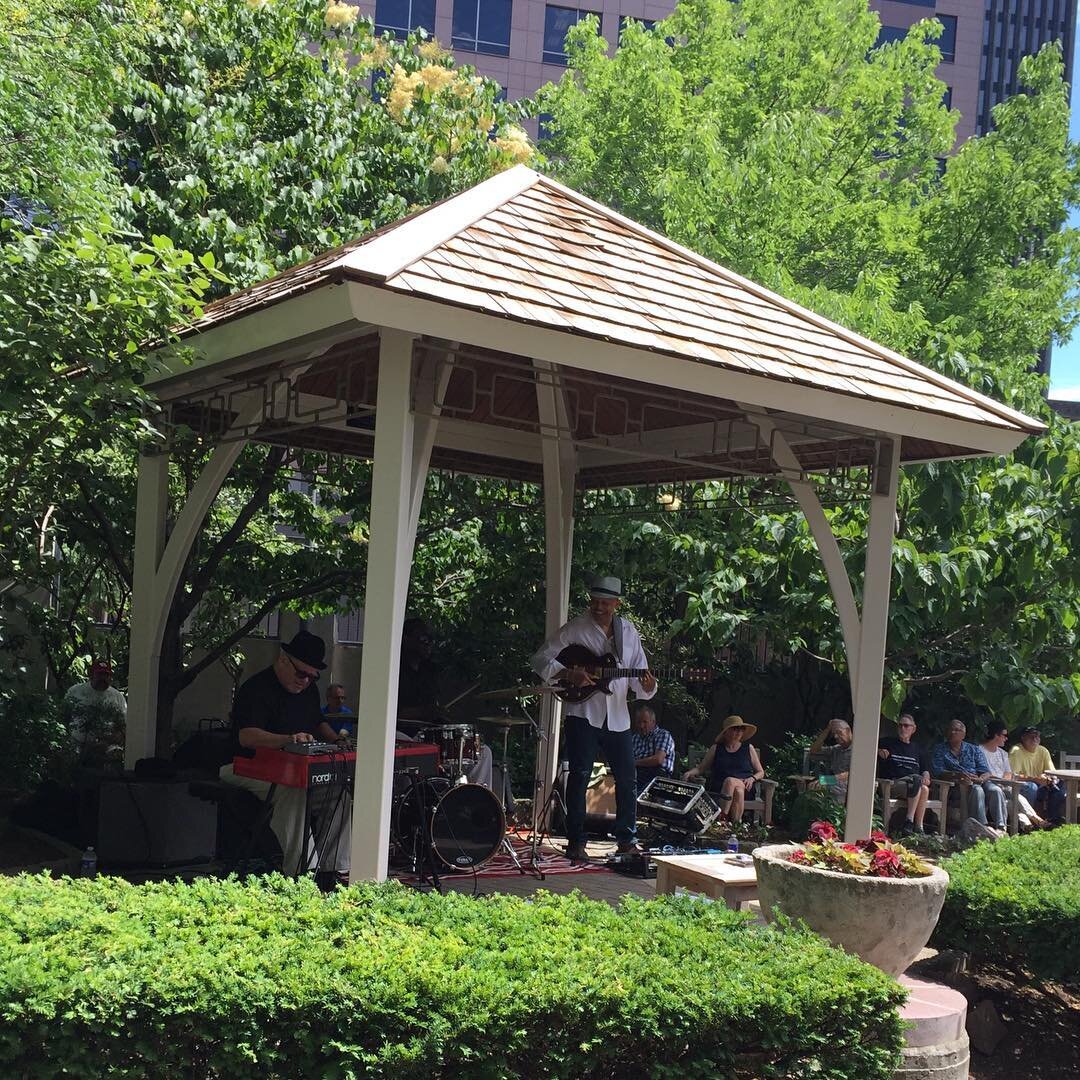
[1016,725,1040,739]
[282,630,327,670]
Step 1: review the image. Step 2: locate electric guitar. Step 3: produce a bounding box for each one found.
[553,643,711,704]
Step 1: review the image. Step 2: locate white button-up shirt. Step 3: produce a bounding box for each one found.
[531,613,656,732]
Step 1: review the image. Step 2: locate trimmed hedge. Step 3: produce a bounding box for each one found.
[934,825,1080,980]
[0,875,905,1078]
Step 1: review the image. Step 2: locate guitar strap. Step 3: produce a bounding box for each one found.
[612,614,624,666]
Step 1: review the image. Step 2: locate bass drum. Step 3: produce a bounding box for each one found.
[395,778,505,871]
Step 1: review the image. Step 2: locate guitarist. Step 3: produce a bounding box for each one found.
[531,575,657,860]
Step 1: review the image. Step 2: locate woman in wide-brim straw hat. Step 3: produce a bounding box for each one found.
[683,715,765,823]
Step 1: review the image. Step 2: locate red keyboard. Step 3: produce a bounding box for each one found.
[233,744,439,788]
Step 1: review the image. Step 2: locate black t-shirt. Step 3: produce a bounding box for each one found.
[877,737,930,780]
[397,657,441,714]
[231,666,323,756]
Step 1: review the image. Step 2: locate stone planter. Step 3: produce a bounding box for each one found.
[752,843,949,977]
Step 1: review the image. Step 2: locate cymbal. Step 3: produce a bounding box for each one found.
[476,685,558,700]
[475,715,535,727]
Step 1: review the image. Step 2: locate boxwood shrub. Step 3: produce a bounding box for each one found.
[934,826,1080,980]
[0,874,905,1078]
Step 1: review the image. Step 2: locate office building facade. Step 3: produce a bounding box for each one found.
[356,0,1075,146]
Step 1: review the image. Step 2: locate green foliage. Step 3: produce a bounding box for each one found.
[0,691,65,788]
[789,787,846,838]
[0,875,905,1078]
[115,0,530,287]
[934,826,1080,980]
[537,0,1080,739]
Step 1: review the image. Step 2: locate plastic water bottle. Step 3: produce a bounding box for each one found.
[80,846,97,877]
[726,834,739,854]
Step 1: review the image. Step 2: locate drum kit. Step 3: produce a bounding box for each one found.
[390,684,563,884]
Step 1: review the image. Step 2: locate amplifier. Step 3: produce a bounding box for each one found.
[98,777,217,867]
[637,777,722,835]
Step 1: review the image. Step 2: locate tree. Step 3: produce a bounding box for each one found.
[535,0,1080,738]
[2,0,536,750]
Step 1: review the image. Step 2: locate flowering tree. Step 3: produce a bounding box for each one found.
[2,0,535,748]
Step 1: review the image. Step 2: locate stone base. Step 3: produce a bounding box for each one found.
[895,976,969,1080]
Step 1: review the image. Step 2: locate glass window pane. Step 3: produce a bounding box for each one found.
[544,5,586,65]
[477,0,512,55]
[875,25,907,48]
[452,0,479,46]
[375,0,412,34]
[938,15,957,62]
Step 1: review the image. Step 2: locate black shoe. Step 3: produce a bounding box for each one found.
[565,842,589,861]
[616,841,644,856]
[901,821,915,837]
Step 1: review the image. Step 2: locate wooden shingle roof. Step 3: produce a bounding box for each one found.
[177,166,1041,442]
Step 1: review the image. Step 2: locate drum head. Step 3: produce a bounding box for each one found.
[430,783,505,870]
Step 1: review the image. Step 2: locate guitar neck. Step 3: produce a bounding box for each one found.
[600,666,665,680]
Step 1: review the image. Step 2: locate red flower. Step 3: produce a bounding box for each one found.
[808,820,838,843]
[869,830,888,844]
[840,843,860,853]
[788,849,808,864]
[870,848,903,878]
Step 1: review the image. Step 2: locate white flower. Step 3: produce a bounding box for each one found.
[324,0,358,28]
[180,8,196,26]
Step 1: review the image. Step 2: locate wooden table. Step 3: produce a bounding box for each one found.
[1046,769,1080,824]
[652,854,758,910]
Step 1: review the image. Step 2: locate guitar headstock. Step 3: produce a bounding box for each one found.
[683,667,712,683]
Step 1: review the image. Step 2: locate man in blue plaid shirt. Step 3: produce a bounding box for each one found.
[631,704,675,790]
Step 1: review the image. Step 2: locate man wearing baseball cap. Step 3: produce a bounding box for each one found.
[63,659,127,763]
[532,575,657,860]
[219,630,352,877]
[1009,726,1066,825]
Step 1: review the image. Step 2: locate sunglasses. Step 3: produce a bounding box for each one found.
[283,653,319,683]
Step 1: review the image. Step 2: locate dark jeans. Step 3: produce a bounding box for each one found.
[636,765,668,792]
[565,716,636,846]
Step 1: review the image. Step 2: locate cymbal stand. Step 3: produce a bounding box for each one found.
[524,706,568,879]
[493,713,527,876]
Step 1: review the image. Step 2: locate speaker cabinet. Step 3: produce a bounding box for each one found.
[97,778,218,867]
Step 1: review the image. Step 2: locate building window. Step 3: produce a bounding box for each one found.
[943,85,953,110]
[538,111,555,140]
[375,0,436,39]
[543,5,599,65]
[452,0,512,56]
[875,25,907,48]
[938,14,957,62]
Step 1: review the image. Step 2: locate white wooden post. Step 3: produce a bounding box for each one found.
[844,437,900,840]
[125,451,170,768]
[350,329,418,881]
[534,361,577,825]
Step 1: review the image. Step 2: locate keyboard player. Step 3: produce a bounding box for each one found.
[219,630,351,878]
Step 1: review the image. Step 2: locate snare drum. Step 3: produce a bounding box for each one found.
[422,724,481,777]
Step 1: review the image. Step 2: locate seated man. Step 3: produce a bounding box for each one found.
[932,719,1007,835]
[322,682,355,738]
[877,713,932,835]
[809,719,853,802]
[1009,725,1066,825]
[631,704,675,790]
[219,631,351,878]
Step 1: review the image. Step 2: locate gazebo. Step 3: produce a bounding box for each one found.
[129,165,1042,878]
